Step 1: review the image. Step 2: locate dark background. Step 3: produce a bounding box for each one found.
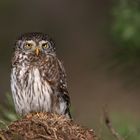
[0,0,140,135]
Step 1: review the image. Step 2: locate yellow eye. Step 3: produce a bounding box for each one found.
[24,43,32,50]
[42,43,49,49]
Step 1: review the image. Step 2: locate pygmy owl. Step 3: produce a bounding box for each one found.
[11,32,71,118]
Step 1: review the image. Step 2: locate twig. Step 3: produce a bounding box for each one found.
[103,106,125,140]
[31,119,51,135]
[26,134,53,140]
[32,134,53,140]
[0,134,7,140]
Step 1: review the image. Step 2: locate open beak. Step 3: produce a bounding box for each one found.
[35,48,40,56]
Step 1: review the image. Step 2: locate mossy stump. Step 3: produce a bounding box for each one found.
[0,112,98,140]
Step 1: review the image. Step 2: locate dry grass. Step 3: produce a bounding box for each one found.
[0,112,98,140]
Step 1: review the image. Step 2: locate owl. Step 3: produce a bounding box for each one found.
[11,32,71,118]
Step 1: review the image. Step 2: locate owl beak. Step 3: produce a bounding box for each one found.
[35,48,40,56]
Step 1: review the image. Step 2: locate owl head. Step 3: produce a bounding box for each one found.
[15,32,55,56]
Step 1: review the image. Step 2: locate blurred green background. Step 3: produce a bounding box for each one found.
[0,0,140,139]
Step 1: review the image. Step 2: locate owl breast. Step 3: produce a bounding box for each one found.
[11,65,52,115]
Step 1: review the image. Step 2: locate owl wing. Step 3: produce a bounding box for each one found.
[43,55,71,106]
[57,59,71,104]
[41,55,71,118]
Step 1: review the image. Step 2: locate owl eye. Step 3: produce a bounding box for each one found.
[24,43,33,50]
[42,43,49,49]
